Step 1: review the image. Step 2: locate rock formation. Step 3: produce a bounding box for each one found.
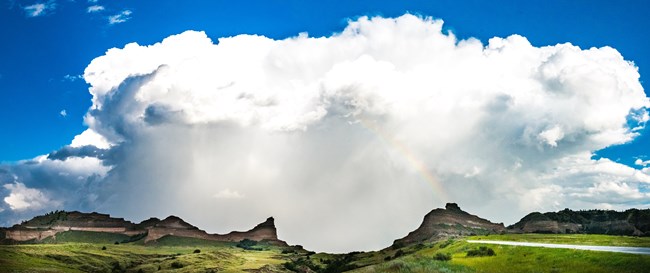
[3,204,648,248]
[0,211,142,242]
[143,216,283,245]
[392,203,505,247]
[0,211,285,245]
[508,208,650,236]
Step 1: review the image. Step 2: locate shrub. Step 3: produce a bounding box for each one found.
[467,246,496,257]
[393,249,405,259]
[101,246,107,250]
[320,254,359,273]
[121,232,147,244]
[111,262,124,273]
[283,258,320,272]
[170,261,184,269]
[193,249,201,254]
[433,252,452,261]
[236,239,258,250]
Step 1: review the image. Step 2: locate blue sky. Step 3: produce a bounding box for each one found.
[1,0,649,165]
[1,1,650,252]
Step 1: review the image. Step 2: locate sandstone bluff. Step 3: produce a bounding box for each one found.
[1,203,648,247]
[0,211,285,246]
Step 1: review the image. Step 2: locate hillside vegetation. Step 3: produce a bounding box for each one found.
[349,234,650,273]
[2,233,650,273]
[2,205,650,272]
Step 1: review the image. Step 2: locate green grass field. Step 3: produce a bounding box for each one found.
[1,233,649,273]
[467,233,650,247]
[348,234,650,273]
[0,233,292,273]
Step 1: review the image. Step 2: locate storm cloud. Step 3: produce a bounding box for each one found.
[1,14,649,252]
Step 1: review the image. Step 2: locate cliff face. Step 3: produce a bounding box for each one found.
[393,203,505,246]
[1,211,285,245]
[509,208,650,236]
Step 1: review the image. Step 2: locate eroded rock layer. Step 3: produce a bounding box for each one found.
[0,211,285,245]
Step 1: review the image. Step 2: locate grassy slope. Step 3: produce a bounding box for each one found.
[450,243,650,273]
[2,233,650,273]
[0,234,292,273]
[347,234,650,273]
[466,233,650,247]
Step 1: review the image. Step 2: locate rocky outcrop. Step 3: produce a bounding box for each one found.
[1,211,141,242]
[393,203,505,247]
[2,229,60,241]
[5,205,647,248]
[509,208,650,236]
[217,217,280,242]
[1,211,286,245]
[143,216,283,244]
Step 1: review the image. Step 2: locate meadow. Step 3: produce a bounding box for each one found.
[0,232,289,273]
[350,234,650,273]
[1,232,650,273]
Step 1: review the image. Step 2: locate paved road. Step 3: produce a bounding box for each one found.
[466,240,650,255]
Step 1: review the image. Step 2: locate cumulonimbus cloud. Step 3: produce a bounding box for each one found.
[1,14,649,252]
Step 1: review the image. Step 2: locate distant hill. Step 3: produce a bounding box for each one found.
[2,204,649,248]
[392,204,650,248]
[508,208,650,236]
[0,210,286,246]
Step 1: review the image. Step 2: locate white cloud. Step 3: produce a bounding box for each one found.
[59,109,67,117]
[214,189,244,199]
[580,181,648,200]
[23,1,55,17]
[70,129,111,149]
[2,14,649,252]
[0,154,110,224]
[635,158,650,167]
[3,182,57,211]
[520,184,563,211]
[538,125,564,147]
[108,10,132,24]
[34,155,111,177]
[87,5,104,13]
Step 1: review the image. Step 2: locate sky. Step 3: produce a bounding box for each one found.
[0,0,649,253]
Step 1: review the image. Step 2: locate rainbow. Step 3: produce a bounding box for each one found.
[359,118,450,202]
